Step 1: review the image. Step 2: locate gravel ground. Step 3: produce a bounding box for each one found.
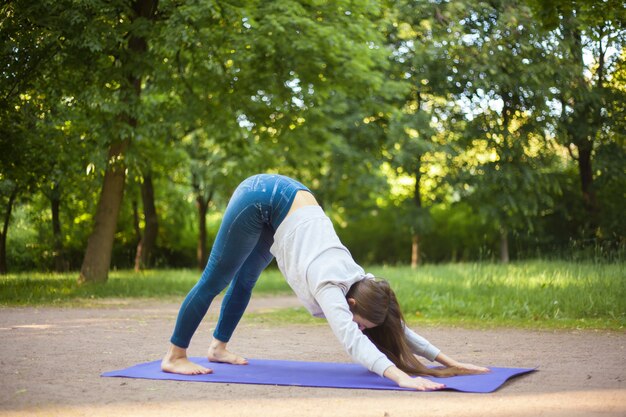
[1,297,624,417]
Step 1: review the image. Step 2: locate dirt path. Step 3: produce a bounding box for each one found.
[0,296,624,417]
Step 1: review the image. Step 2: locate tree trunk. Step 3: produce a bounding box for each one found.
[79,140,129,283]
[561,10,601,234]
[576,140,599,232]
[0,185,19,275]
[411,234,420,269]
[196,194,210,270]
[50,183,67,272]
[411,168,423,269]
[500,226,510,263]
[132,197,142,272]
[78,0,158,283]
[134,173,158,271]
[132,198,141,245]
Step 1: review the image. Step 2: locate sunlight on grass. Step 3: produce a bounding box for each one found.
[369,261,625,329]
[1,261,623,329]
[0,269,292,305]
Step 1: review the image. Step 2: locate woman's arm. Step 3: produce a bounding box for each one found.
[404,326,489,373]
[314,285,395,376]
[383,365,445,391]
[404,325,441,361]
[434,352,490,373]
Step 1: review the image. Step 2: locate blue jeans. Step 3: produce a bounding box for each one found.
[170,174,310,348]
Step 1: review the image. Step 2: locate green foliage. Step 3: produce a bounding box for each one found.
[338,201,496,264]
[1,0,624,273]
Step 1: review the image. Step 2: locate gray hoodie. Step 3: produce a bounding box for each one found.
[270,205,440,376]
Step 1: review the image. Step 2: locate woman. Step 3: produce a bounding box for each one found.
[162,174,488,391]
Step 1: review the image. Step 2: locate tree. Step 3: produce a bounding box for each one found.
[0,0,73,272]
[447,1,564,262]
[381,0,471,266]
[380,0,586,263]
[79,0,159,283]
[132,171,158,270]
[184,132,246,269]
[528,0,626,236]
[153,0,392,269]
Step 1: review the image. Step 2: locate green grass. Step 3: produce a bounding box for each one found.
[0,269,292,305]
[370,261,625,330]
[1,261,624,330]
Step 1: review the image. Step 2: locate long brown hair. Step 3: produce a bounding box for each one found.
[347,278,476,377]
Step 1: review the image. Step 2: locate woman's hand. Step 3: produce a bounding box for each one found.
[435,352,490,373]
[384,365,445,391]
[397,374,446,391]
[451,362,490,373]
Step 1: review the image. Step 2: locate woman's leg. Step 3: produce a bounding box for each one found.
[208,224,274,364]
[162,174,309,374]
[162,180,267,374]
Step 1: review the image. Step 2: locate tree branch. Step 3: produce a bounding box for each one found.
[567,143,578,161]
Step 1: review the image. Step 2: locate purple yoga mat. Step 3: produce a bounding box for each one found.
[102,358,535,393]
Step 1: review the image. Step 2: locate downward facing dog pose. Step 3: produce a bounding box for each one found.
[162,174,488,390]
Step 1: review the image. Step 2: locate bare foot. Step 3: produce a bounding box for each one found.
[161,344,213,375]
[208,338,248,365]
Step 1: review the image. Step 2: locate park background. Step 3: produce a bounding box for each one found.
[1,0,624,309]
[2,5,626,416]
